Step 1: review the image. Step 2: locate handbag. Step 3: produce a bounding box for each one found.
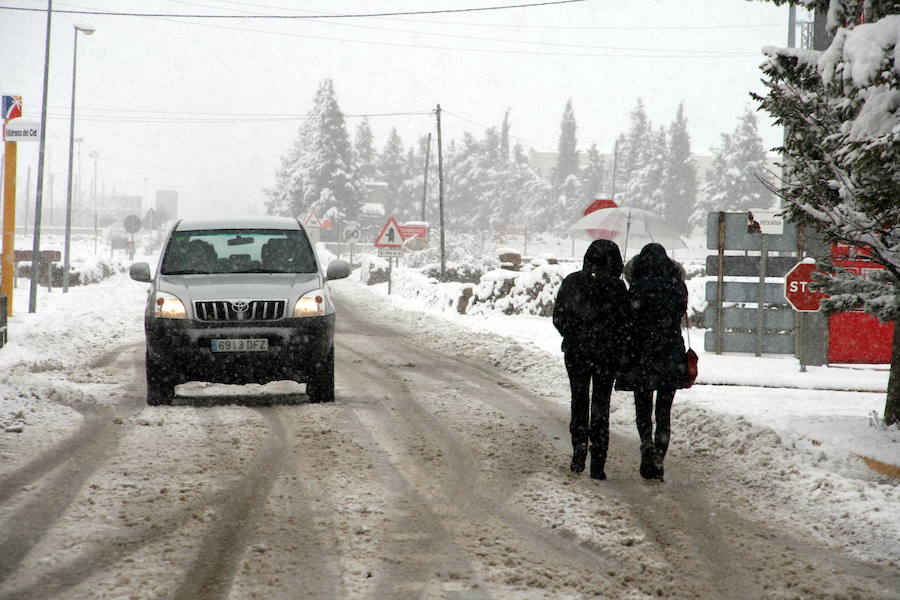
[683,311,699,388]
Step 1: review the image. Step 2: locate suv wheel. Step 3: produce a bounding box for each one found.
[306,345,335,403]
[146,352,175,406]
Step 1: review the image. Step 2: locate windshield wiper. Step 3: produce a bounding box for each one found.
[162,269,208,275]
[229,268,286,273]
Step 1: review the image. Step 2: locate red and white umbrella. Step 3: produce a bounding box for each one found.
[569,199,686,254]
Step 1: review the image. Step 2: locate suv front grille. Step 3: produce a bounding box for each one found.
[194,300,286,322]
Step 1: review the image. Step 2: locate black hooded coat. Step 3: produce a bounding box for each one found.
[616,243,688,391]
[552,240,629,373]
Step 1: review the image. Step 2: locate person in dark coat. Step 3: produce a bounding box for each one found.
[553,240,629,480]
[616,243,688,481]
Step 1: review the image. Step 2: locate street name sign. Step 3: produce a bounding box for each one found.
[14,250,61,262]
[3,118,40,142]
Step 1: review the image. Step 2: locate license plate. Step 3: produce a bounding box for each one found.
[211,338,268,352]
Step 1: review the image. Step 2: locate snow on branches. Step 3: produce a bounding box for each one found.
[755,15,899,321]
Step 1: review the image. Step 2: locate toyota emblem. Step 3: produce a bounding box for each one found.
[231,301,249,313]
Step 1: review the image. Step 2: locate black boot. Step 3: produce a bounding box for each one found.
[639,441,656,480]
[651,447,665,481]
[589,449,606,480]
[570,444,588,473]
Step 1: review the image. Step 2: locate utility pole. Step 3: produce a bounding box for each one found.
[420,132,431,222]
[30,0,53,312]
[436,105,445,277]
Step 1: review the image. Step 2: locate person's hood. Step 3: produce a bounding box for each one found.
[629,242,683,282]
[582,239,623,279]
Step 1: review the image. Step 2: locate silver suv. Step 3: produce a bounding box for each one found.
[129,216,350,405]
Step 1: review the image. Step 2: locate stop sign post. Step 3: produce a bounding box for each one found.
[784,261,827,312]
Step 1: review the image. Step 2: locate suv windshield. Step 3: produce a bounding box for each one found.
[160,228,317,275]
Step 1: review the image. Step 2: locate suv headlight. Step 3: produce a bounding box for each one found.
[293,289,325,317]
[153,291,188,319]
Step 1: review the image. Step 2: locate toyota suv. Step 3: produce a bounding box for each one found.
[129,216,350,405]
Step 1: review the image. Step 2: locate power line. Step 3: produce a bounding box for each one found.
[122,0,760,55]
[40,108,434,124]
[66,10,759,59]
[156,0,786,31]
[0,0,586,19]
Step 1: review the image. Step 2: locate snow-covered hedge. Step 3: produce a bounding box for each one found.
[358,254,389,285]
[467,262,570,316]
[17,255,129,287]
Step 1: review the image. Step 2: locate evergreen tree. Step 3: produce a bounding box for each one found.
[554,99,579,189]
[634,126,668,214]
[354,117,377,180]
[615,99,652,208]
[377,128,407,216]
[662,103,698,235]
[754,6,900,424]
[265,78,364,220]
[579,142,606,205]
[500,109,511,161]
[692,108,774,226]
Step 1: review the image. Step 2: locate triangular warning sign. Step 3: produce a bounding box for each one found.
[374,216,403,247]
[304,212,322,229]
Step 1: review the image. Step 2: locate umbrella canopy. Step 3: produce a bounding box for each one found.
[568,205,686,251]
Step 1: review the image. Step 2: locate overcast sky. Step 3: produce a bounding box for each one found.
[2,0,802,219]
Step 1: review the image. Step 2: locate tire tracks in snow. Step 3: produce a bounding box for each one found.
[333,283,899,599]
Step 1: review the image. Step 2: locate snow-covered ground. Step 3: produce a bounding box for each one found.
[1,237,897,569]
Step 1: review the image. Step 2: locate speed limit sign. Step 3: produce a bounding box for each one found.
[342,221,361,242]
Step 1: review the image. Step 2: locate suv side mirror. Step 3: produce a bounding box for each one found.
[130,262,152,283]
[326,259,351,281]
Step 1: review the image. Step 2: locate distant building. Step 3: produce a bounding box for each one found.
[155,190,178,222]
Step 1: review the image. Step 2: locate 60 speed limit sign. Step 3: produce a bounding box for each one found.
[342,221,361,242]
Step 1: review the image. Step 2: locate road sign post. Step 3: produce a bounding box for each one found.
[785,260,828,372]
[2,96,25,317]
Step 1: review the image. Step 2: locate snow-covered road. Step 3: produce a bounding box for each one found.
[0,274,898,599]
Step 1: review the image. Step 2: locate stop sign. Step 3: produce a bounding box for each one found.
[784,261,827,311]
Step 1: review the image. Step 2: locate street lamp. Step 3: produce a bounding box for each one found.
[63,24,95,293]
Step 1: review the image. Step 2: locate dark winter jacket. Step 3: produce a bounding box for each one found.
[616,243,688,391]
[553,240,629,373]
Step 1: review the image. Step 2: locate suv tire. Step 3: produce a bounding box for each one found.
[146,352,175,406]
[306,345,335,403]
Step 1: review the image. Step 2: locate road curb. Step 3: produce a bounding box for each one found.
[694,382,885,393]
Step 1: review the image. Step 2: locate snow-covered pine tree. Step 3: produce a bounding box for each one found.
[579,143,606,206]
[265,79,364,221]
[377,128,407,217]
[615,99,652,208]
[444,133,483,231]
[633,126,668,214]
[692,108,775,227]
[354,117,377,180]
[754,6,900,424]
[554,99,580,191]
[500,109,511,161]
[662,103,699,236]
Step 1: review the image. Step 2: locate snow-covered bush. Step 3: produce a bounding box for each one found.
[17,255,128,287]
[358,254,389,285]
[467,263,571,316]
[390,268,474,314]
